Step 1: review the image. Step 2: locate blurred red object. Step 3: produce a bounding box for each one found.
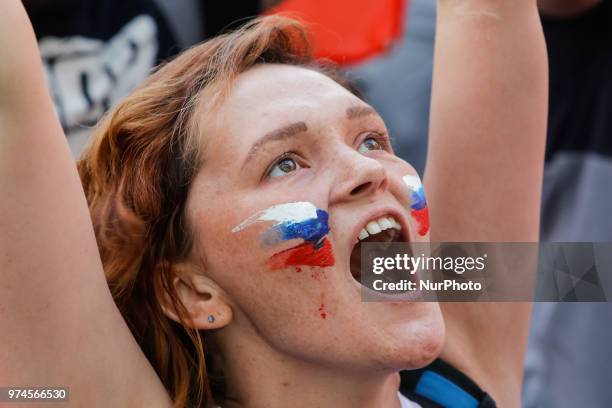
[268,0,407,66]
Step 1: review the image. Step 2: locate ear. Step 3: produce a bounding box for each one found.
[160,264,233,330]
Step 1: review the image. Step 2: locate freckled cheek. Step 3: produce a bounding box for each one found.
[208,234,306,294]
[193,213,262,269]
[210,230,268,269]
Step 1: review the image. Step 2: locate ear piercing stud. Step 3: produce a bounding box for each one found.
[207,315,215,323]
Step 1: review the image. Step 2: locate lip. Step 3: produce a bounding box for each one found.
[348,207,412,249]
[339,206,413,292]
[345,207,422,299]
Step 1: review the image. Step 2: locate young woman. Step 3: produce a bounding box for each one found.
[0,1,547,407]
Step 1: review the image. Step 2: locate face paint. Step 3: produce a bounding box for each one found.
[268,237,335,270]
[233,202,335,269]
[318,303,327,319]
[402,175,430,236]
[232,202,318,232]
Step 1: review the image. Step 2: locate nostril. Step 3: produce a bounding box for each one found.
[350,182,372,196]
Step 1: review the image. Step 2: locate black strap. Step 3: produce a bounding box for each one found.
[399,359,496,408]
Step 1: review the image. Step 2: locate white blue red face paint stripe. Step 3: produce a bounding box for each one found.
[232,202,335,270]
[402,175,430,236]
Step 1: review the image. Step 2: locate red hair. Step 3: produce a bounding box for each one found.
[78,15,354,407]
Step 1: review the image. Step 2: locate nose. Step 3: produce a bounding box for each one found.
[329,149,388,204]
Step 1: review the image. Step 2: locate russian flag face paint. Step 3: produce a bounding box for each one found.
[402,175,430,236]
[232,202,335,270]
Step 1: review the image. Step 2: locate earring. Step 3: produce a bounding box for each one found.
[207,315,215,323]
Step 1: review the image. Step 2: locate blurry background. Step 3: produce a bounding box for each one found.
[25,0,612,406]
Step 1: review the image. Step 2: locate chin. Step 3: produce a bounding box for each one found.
[378,305,446,371]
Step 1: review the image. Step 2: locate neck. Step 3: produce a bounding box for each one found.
[213,317,404,408]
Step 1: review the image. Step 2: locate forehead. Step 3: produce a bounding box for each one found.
[222,64,357,116]
[201,64,363,150]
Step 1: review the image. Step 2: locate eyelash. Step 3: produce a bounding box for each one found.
[360,131,391,151]
[263,131,391,179]
[264,152,303,179]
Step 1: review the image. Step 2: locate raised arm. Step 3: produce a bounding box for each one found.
[424,0,547,406]
[0,2,170,406]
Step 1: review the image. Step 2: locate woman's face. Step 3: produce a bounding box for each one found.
[186,64,444,371]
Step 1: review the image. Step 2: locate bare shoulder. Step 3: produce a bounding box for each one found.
[0,1,171,406]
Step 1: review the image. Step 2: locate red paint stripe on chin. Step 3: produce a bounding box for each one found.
[267,238,335,270]
[411,207,430,236]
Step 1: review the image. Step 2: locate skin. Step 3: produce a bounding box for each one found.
[170,64,442,407]
[428,1,547,406]
[0,2,170,407]
[0,0,547,407]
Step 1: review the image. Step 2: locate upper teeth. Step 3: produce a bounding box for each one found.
[358,216,401,241]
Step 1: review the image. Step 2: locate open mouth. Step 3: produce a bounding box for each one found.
[349,215,405,283]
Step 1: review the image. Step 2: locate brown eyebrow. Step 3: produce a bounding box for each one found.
[242,121,308,168]
[346,105,376,120]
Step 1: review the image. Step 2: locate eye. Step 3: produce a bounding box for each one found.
[358,135,384,154]
[267,156,302,178]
